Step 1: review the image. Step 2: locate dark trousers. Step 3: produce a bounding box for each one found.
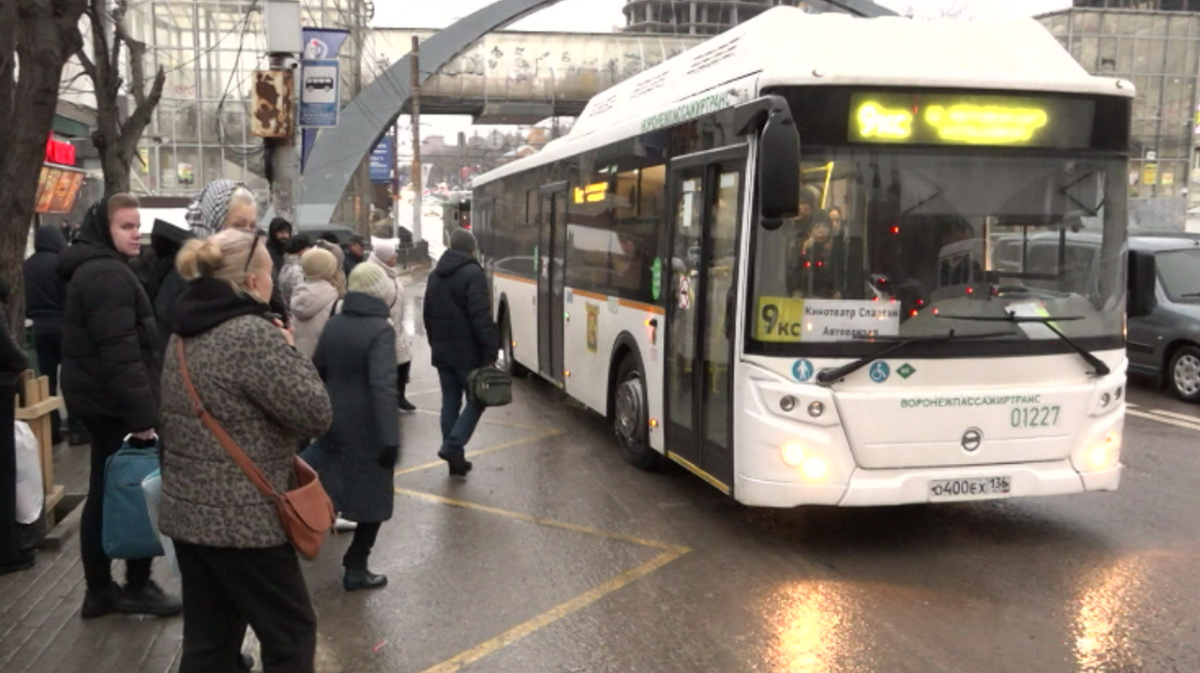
[32,333,69,437]
[397,362,410,401]
[437,367,484,461]
[175,541,317,673]
[79,417,152,591]
[343,521,382,569]
[0,383,19,565]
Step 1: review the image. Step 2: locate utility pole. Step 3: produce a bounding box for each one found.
[265,0,303,223]
[411,36,423,244]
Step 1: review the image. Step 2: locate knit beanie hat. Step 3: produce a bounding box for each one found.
[450,228,477,254]
[301,247,338,281]
[348,262,395,304]
[372,239,397,264]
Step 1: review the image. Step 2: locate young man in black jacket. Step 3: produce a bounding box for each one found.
[0,278,34,576]
[59,194,182,619]
[423,228,499,476]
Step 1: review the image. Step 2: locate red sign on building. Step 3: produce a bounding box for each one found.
[44,134,76,166]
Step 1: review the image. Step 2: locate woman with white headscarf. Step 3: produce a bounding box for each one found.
[367,240,415,410]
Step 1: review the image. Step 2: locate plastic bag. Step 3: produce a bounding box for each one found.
[14,421,43,524]
[141,469,178,576]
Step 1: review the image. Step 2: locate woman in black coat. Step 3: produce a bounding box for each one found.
[58,194,182,619]
[0,278,33,575]
[303,261,399,592]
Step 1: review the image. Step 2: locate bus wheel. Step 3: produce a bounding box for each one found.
[1168,344,1200,402]
[499,312,527,377]
[614,356,661,470]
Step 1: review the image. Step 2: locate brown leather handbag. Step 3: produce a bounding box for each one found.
[175,340,334,559]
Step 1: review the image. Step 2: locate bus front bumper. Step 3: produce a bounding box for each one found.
[735,460,1122,508]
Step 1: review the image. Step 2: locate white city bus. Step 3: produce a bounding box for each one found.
[471,8,1132,507]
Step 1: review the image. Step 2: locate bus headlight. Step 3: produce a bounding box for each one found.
[801,456,829,481]
[1087,430,1121,471]
[781,442,805,468]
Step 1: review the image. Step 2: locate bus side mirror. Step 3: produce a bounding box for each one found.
[1128,250,1157,318]
[759,108,800,231]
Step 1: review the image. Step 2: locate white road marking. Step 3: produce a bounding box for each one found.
[1127,408,1200,433]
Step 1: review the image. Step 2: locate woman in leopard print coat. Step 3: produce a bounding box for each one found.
[158,228,332,673]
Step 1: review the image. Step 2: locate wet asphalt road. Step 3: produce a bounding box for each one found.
[302,285,1200,673]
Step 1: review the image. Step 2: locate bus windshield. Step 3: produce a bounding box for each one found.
[748,149,1127,357]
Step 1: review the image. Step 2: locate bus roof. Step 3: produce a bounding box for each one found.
[474,7,1131,189]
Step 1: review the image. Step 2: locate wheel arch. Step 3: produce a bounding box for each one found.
[606,330,644,419]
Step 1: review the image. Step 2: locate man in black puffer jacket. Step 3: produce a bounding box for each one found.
[59,193,182,620]
[24,224,80,445]
[423,228,499,477]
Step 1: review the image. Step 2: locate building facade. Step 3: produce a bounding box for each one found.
[623,0,817,35]
[121,0,371,217]
[1038,4,1200,227]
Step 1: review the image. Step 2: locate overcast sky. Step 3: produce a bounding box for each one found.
[372,0,1074,31]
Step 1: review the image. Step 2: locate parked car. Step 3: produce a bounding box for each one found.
[1127,233,1200,401]
[296,223,358,247]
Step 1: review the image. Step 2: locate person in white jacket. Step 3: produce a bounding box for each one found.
[290,247,344,359]
[367,240,415,411]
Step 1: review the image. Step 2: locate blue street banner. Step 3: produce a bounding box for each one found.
[370,135,394,183]
[299,59,340,128]
[302,28,349,61]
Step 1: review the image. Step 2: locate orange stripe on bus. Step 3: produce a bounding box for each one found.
[494,272,536,285]
[571,288,608,302]
[619,299,666,315]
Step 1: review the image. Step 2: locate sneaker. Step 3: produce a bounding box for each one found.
[334,516,358,532]
[81,582,120,619]
[116,580,183,617]
[343,568,388,592]
[0,551,35,577]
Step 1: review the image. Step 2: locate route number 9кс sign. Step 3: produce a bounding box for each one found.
[756,297,900,343]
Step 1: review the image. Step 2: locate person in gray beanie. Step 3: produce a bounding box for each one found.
[304,261,398,591]
[423,228,498,477]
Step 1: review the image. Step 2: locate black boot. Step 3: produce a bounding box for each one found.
[437,448,472,476]
[398,396,416,412]
[343,568,388,592]
[0,550,35,577]
[81,582,120,619]
[67,429,91,447]
[116,580,183,617]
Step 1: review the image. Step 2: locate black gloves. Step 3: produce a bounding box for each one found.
[378,446,399,468]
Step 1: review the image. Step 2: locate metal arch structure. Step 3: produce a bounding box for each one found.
[295,0,897,225]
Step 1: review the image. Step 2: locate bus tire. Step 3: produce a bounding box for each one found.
[613,355,662,471]
[498,309,528,377]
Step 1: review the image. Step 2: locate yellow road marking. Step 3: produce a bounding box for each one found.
[409,407,553,431]
[1128,408,1200,433]
[415,549,687,673]
[393,429,565,476]
[395,487,690,553]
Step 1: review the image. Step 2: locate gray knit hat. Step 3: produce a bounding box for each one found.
[449,227,477,254]
[348,261,395,305]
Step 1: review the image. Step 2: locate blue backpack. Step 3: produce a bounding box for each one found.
[102,440,165,559]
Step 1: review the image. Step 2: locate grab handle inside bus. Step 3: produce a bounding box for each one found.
[735,95,801,230]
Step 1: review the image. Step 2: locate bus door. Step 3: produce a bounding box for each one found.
[664,149,746,492]
[538,182,568,385]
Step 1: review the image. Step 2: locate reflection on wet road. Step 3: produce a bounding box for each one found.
[339,279,1200,673]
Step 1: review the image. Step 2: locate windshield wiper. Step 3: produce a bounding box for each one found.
[936,311,1110,376]
[815,330,1014,385]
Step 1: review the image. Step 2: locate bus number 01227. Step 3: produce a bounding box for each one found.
[1010,405,1060,428]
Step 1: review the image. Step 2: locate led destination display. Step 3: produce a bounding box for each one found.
[848,92,1096,149]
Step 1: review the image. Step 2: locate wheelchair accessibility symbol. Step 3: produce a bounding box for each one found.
[869,361,891,383]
